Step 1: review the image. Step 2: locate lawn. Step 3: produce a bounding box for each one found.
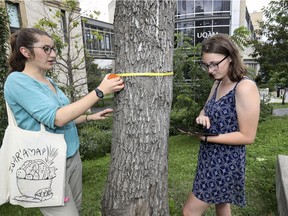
[1,115,287,215]
[270,102,288,109]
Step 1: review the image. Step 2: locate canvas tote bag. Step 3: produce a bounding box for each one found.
[0,103,67,208]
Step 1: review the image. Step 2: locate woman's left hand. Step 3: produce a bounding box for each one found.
[88,108,113,121]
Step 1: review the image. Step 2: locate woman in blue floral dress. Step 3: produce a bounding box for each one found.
[183,34,260,216]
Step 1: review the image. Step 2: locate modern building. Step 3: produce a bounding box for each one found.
[175,0,259,73]
[176,0,230,45]
[250,11,263,39]
[107,0,261,75]
[2,0,262,80]
[82,17,114,70]
[1,0,88,96]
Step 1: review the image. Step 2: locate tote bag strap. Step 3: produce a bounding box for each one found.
[5,102,18,127]
[5,102,46,131]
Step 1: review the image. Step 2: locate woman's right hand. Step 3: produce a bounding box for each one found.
[97,74,125,95]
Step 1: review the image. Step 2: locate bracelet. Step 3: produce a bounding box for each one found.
[85,114,90,122]
[204,135,207,143]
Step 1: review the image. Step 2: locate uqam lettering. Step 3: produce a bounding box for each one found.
[197,31,218,39]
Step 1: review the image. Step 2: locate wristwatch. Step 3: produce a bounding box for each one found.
[95,87,104,98]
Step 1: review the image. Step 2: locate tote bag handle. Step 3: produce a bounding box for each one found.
[5,102,46,131]
[5,102,17,127]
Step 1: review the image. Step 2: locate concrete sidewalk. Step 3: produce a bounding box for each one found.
[273,108,288,117]
[269,95,288,116]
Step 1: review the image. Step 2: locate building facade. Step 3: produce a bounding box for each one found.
[2,0,261,79]
[82,18,114,70]
[175,0,254,44]
[106,0,259,74]
[176,0,231,46]
[175,0,259,73]
[1,0,88,96]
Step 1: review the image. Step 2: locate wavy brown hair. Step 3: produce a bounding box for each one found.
[201,33,247,82]
[8,28,52,73]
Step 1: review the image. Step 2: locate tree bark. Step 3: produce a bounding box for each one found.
[101,0,175,215]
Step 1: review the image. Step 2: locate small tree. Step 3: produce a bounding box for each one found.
[171,33,213,129]
[231,26,251,51]
[251,0,288,103]
[0,6,10,144]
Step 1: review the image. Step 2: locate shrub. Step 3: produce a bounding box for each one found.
[259,100,273,122]
[170,93,201,135]
[78,118,113,160]
[0,7,9,145]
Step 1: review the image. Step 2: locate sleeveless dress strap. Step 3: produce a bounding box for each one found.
[234,76,250,90]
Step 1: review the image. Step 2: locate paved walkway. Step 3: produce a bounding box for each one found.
[273,108,288,116]
[270,95,288,116]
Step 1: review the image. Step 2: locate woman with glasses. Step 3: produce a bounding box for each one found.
[4,28,124,215]
[183,33,260,216]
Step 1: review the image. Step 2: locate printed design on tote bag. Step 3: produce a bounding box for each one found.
[10,146,59,203]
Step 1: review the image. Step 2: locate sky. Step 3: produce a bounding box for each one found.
[79,0,110,22]
[246,0,270,13]
[79,0,271,23]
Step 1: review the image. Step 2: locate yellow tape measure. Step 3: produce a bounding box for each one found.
[115,72,173,77]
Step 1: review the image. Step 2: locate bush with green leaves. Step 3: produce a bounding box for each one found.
[78,118,113,160]
[259,100,273,122]
[0,6,9,145]
[170,89,202,135]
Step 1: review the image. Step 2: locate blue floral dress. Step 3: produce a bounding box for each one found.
[192,79,246,207]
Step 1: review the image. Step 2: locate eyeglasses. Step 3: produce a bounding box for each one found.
[28,46,57,54]
[200,55,229,71]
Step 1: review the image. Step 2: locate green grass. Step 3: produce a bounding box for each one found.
[271,102,288,109]
[1,116,287,215]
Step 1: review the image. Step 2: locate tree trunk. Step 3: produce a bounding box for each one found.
[101,0,175,215]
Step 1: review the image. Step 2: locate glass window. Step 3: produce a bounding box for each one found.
[213,26,230,35]
[194,0,212,15]
[213,19,230,25]
[213,0,230,15]
[213,0,230,11]
[213,0,222,11]
[99,33,105,50]
[203,0,212,13]
[183,21,194,28]
[186,1,194,15]
[204,20,212,26]
[195,20,203,26]
[94,34,99,50]
[181,0,186,11]
[85,30,91,50]
[222,0,231,11]
[196,20,212,27]
[105,34,110,50]
[195,1,204,14]
[195,27,214,44]
[175,0,231,47]
[176,0,195,19]
[6,2,21,32]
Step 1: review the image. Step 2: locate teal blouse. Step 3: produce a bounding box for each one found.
[4,72,80,158]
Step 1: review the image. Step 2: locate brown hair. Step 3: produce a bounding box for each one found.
[8,28,52,73]
[201,33,247,82]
